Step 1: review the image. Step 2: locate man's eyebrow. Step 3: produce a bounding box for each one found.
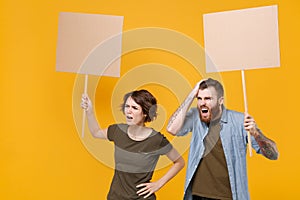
[196,96,212,100]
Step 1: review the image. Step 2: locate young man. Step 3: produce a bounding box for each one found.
[167,78,278,200]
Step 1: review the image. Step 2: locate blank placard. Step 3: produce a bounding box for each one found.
[203,5,280,72]
[56,12,124,76]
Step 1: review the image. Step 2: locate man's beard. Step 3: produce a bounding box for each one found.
[199,106,212,123]
[199,105,221,124]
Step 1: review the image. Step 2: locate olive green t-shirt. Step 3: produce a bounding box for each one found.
[192,118,232,200]
[107,124,173,200]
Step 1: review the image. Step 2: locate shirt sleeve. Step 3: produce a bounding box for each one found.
[156,134,173,155]
[177,108,196,136]
[107,124,117,141]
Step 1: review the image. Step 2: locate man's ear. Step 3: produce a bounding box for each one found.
[219,96,224,105]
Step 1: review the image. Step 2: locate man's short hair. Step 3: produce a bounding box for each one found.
[199,78,224,98]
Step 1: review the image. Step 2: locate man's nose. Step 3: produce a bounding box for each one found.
[199,100,206,106]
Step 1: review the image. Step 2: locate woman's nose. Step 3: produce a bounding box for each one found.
[126,107,132,113]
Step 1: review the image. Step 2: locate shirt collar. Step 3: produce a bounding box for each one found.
[220,105,228,124]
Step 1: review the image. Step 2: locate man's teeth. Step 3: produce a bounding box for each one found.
[201,108,208,113]
[127,116,133,119]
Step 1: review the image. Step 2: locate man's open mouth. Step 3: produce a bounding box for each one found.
[201,108,209,114]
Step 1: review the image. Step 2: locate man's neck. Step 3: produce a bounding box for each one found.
[212,109,222,121]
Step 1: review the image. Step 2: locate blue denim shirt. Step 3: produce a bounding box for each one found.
[177,107,261,200]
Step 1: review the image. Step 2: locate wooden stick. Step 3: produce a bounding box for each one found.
[81,74,88,138]
[241,69,252,157]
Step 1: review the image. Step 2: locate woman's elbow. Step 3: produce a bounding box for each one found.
[175,157,185,169]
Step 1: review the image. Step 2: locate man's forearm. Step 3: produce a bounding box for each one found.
[167,87,197,135]
[254,131,279,160]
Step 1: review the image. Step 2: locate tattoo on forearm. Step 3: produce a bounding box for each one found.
[167,94,194,129]
[167,111,179,129]
[167,103,184,129]
[255,134,278,160]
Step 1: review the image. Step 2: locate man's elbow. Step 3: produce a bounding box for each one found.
[262,149,279,160]
[167,126,178,136]
[269,151,279,160]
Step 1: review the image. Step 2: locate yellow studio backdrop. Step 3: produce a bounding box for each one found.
[0,0,299,199]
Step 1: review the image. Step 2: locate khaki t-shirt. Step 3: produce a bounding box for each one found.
[107,124,172,200]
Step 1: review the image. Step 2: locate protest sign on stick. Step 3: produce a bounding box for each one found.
[56,12,124,137]
[203,5,280,156]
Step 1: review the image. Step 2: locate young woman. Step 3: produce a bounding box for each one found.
[81,89,185,200]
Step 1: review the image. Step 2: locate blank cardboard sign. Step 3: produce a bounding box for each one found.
[203,5,280,72]
[56,12,124,77]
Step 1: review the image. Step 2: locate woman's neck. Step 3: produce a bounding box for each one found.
[127,125,152,141]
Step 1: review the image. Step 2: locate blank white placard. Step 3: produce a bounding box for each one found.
[56,12,124,77]
[203,5,280,72]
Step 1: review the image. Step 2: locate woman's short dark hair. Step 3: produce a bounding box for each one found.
[121,89,157,122]
[199,78,224,98]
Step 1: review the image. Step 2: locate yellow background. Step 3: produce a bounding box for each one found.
[1,0,299,199]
